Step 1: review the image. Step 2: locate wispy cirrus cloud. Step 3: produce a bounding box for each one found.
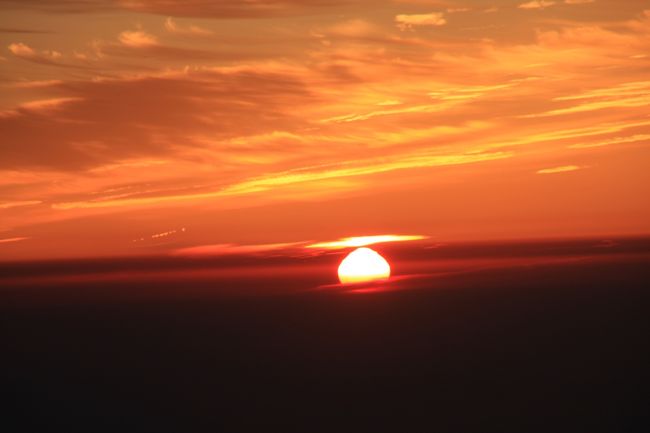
[0,200,42,209]
[0,27,53,34]
[50,150,511,210]
[0,67,312,170]
[522,81,650,118]
[518,0,607,11]
[0,0,371,17]
[95,27,259,61]
[536,165,581,174]
[164,17,212,36]
[395,12,446,31]
[518,1,556,10]
[567,133,650,149]
[1,96,83,119]
[0,0,114,13]
[0,236,29,244]
[121,0,373,18]
[173,241,304,256]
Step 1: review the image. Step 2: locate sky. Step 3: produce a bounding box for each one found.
[0,0,649,260]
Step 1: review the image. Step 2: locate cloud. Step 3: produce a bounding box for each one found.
[8,42,36,57]
[553,81,650,101]
[51,150,511,210]
[0,236,29,244]
[97,28,254,61]
[518,1,556,9]
[164,17,212,36]
[327,19,379,38]
[0,68,312,171]
[446,7,469,13]
[121,0,369,18]
[15,97,82,112]
[11,79,64,88]
[0,200,42,209]
[568,134,650,149]
[118,30,158,47]
[395,12,447,31]
[565,0,594,4]
[7,42,69,67]
[0,0,370,18]
[0,27,53,34]
[0,0,114,13]
[307,235,427,249]
[522,80,650,118]
[173,242,303,256]
[536,165,581,174]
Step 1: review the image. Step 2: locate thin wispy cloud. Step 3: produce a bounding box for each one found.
[395,13,447,31]
[118,30,159,47]
[518,1,556,9]
[0,236,29,244]
[164,17,213,36]
[307,235,427,249]
[536,165,582,174]
[0,201,42,209]
[8,42,61,62]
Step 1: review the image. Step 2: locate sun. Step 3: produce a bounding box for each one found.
[338,247,391,284]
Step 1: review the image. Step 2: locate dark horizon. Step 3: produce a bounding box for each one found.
[3,233,649,287]
[3,234,649,432]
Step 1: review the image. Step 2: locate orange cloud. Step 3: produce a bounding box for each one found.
[327,19,379,38]
[164,17,212,36]
[173,242,304,256]
[518,1,556,9]
[113,0,372,18]
[0,0,628,20]
[0,201,42,209]
[536,165,581,174]
[50,150,511,210]
[395,12,447,31]
[0,236,29,244]
[568,134,650,149]
[118,30,158,47]
[0,68,311,170]
[8,42,62,64]
[8,42,35,56]
[98,28,256,61]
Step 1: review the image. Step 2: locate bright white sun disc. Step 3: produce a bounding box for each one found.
[338,247,391,284]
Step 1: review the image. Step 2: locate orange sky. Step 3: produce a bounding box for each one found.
[1,0,649,260]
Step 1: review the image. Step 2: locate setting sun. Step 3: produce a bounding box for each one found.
[338,247,391,285]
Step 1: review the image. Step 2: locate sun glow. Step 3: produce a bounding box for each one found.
[309,234,427,249]
[338,247,391,284]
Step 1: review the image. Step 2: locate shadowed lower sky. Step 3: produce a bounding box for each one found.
[1,0,649,260]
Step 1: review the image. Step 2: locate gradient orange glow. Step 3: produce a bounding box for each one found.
[1,0,649,260]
